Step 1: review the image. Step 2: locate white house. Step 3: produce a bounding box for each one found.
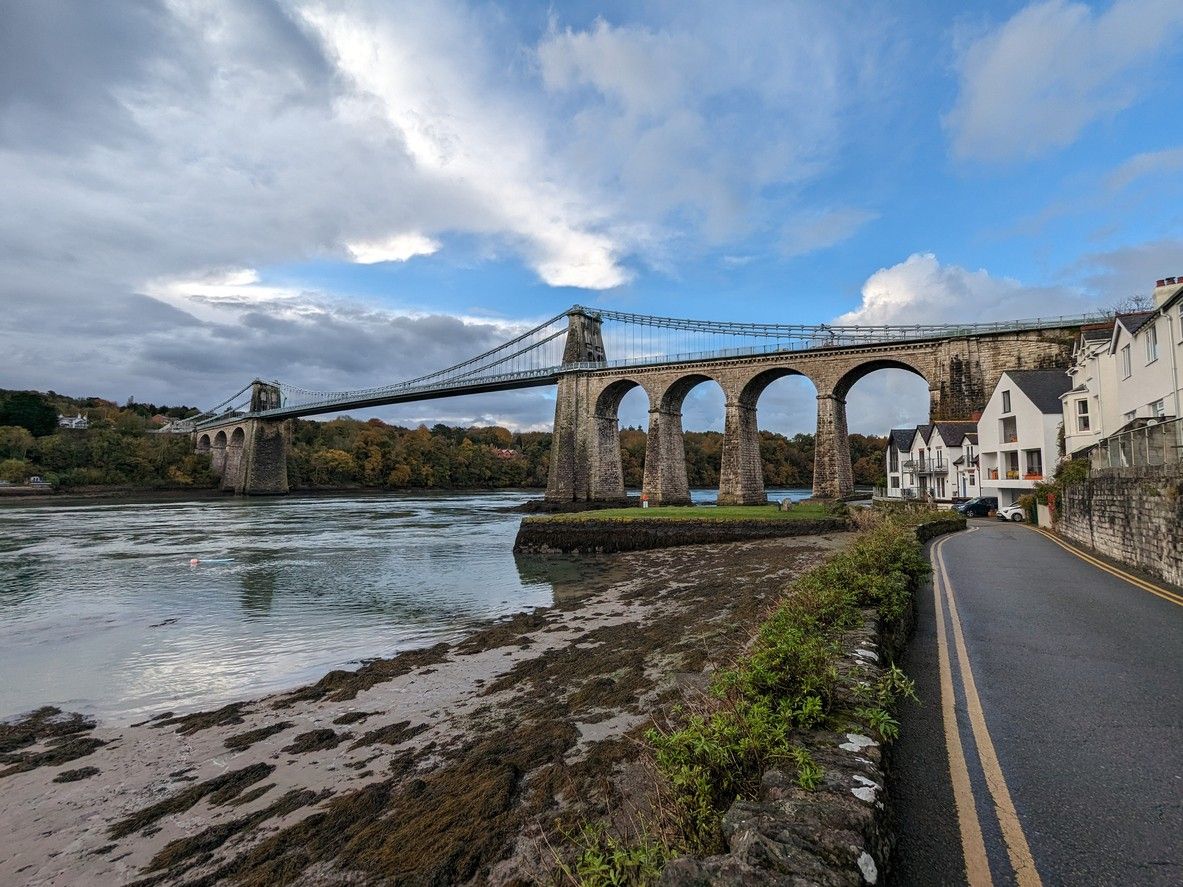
[58,413,89,430]
[883,421,977,503]
[951,432,980,499]
[978,369,1069,507]
[883,428,913,498]
[1061,323,1118,457]
[1060,277,1183,461]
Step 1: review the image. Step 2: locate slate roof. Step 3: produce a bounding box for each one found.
[1116,311,1156,336]
[930,421,978,445]
[1081,325,1113,342]
[889,428,914,451]
[1003,368,1071,415]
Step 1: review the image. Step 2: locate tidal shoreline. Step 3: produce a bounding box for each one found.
[0,532,850,885]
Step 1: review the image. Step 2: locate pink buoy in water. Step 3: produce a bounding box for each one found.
[189,558,200,566]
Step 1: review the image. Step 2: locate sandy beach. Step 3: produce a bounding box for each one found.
[0,533,850,886]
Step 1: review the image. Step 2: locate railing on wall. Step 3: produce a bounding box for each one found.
[1091,417,1183,470]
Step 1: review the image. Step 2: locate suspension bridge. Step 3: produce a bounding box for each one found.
[183,305,1105,500]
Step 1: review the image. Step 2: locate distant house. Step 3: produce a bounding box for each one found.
[951,432,980,500]
[490,448,521,460]
[883,421,977,503]
[58,413,89,430]
[978,369,1070,507]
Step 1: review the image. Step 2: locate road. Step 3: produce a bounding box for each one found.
[890,519,1182,886]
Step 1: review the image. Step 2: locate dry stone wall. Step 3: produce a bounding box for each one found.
[1058,464,1183,587]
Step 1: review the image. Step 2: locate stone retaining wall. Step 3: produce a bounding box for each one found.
[1058,464,1183,587]
[513,517,848,555]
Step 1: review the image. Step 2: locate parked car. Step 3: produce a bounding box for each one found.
[997,504,1026,522]
[955,496,997,517]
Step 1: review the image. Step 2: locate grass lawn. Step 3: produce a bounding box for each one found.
[538,502,836,522]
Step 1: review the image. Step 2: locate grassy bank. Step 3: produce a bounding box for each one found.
[535,502,836,522]
[562,509,962,884]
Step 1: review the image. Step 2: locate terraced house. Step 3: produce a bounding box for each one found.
[883,421,978,503]
[1062,277,1183,468]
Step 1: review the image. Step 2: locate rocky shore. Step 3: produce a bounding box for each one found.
[0,532,852,885]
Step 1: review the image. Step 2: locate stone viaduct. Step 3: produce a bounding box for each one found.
[546,311,1078,503]
[195,383,290,495]
[192,307,1085,501]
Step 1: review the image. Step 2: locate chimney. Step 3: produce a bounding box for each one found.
[971,410,983,422]
[1154,275,1183,308]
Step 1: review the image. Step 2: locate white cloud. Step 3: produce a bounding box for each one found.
[346,233,441,264]
[1106,146,1183,191]
[837,253,1091,325]
[780,208,877,258]
[947,0,1183,161]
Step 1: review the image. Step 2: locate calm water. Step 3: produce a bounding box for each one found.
[0,487,811,724]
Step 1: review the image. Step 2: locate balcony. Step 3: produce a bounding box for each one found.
[1023,472,1043,481]
[913,461,951,475]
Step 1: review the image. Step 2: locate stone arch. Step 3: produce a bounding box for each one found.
[832,357,931,402]
[210,430,229,476]
[644,373,725,506]
[222,426,247,491]
[718,366,817,505]
[588,378,650,501]
[196,433,211,453]
[818,358,933,499]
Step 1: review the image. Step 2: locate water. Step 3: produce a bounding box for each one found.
[0,487,811,723]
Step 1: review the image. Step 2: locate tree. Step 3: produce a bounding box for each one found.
[0,458,31,483]
[0,425,34,459]
[0,392,58,436]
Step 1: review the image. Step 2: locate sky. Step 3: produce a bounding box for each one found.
[1,0,1181,437]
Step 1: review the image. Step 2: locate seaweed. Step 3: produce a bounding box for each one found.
[151,703,247,736]
[270,643,452,708]
[223,721,294,751]
[281,729,348,754]
[108,762,275,839]
[53,765,101,783]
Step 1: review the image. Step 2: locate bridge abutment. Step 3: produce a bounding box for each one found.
[199,419,289,495]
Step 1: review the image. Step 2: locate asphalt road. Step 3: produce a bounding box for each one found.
[890,519,1182,886]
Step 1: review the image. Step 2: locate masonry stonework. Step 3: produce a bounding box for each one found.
[1058,465,1183,588]
[546,327,1077,503]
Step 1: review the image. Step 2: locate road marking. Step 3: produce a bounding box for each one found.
[1031,528,1183,608]
[936,536,1043,887]
[930,538,993,886]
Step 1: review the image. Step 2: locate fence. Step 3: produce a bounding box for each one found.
[1090,417,1183,470]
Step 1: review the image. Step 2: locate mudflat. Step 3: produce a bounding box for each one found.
[0,532,850,885]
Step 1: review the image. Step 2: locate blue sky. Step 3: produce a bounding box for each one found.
[1,0,1181,435]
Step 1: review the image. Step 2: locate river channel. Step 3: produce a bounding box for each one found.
[0,488,810,723]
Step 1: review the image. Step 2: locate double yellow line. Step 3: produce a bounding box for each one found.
[1032,528,1183,608]
[931,533,1042,887]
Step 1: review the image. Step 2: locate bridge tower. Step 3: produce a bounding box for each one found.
[545,309,617,503]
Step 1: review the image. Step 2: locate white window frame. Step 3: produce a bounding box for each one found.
[1121,344,1132,379]
[1001,390,1011,413]
[1075,398,1090,432]
[1145,324,1158,364]
[1152,399,1166,418]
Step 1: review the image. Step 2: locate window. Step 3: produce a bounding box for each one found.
[1152,399,1166,418]
[1121,344,1132,378]
[890,476,900,488]
[1002,390,1011,413]
[1001,416,1018,443]
[1146,324,1159,363]
[889,448,898,471]
[1124,410,1136,423]
[1075,399,1090,432]
[1178,305,1183,343]
[1024,450,1043,478]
